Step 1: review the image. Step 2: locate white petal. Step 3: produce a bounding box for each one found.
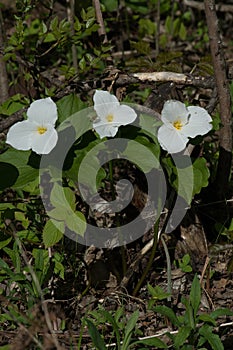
[161,100,189,124]
[158,124,188,153]
[182,106,212,138]
[6,120,35,150]
[93,123,119,138]
[110,105,137,125]
[27,97,58,126]
[93,90,119,120]
[31,126,58,154]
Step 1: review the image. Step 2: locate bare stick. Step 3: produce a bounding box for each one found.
[0,9,9,103]
[92,0,108,44]
[185,0,233,12]
[67,0,78,73]
[204,0,232,196]
[0,71,214,132]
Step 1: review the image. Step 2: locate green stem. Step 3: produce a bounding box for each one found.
[132,219,160,296]
[161,234,172,302]
[109,159,127,275]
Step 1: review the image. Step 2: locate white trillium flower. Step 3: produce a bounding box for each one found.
[157,100,212,153]
[6,97,58,155]
[93,90,137,138]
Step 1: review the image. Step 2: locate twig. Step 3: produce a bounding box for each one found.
[0,108,25,133]
[0,71,215,132]
[155,0,160,57]
[66,0,78,73]
[184,0,233,12]
[0,8,9,103]
[204,0,232,197]
[132,71,215,88]
[92,0,108,44]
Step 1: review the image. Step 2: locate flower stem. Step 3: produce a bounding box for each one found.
[132,219,160,296]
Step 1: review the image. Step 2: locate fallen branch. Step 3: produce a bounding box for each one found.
[131,71,215,89]
[0,71,215,132]
[184,0,233,12]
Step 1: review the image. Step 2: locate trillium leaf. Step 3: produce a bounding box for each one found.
[0,163,19,190]
[123,137,160,172]
[0,149,38,189]
[66,211,87,237]
[56,94,87,123]
[192,158,210,195]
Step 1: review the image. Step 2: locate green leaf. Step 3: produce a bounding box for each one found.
[42,219,64,248]
[179,22,187,40]
[210,308,233,319]
[198,314,216,326]
[174,326,192,349]
[199,325,224,350]
[139,113,162,144]
[181,297,195,329]
[0,149,38,189]
[190,274,201,317]
[0,237,12,250]
[123,136,160,172]
[122,310,139,350]
[147,283,171,300]
[56,94,87,124]
[85,318,107,350]
[192,158,210,195]
[66,210,86,237]
[154,305,181,327]
[133,337,168,348]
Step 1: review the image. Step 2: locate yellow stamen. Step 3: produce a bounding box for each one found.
[106,114,114,123]
[173,120,183,130]
[37,126,47,135]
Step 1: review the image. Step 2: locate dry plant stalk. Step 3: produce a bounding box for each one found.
[0,8,9,103]
[204,0,232,196]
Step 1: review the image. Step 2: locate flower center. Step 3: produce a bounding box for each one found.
[173,120,183,130]
[37,126,47,135]
[106,114,114,123]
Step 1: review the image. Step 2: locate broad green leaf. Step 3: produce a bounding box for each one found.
[210,308,233,319]
[198,314,216,326]
[85,318,107,350]
[0,149,38,189]
[57,94,87,123]
[133,337,168,348]
[190,274,201,317]
[192,158,210,195]
[199,325,224,350]
[154,305,181,327]
[0,237,12,250]
[42,219,64,248]
[0,162,19,190]
[66,210,86,237]
[0,94,27,115]
[174,326,192,349]
[123,136,160,172]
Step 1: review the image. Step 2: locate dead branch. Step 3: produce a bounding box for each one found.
[0,71,215,133]
[185,0,233,12]
[204,0,232,196]
[132,71,215,89]
[92,0,108,43]
[0,8,9,103]
[0,109,25,133]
